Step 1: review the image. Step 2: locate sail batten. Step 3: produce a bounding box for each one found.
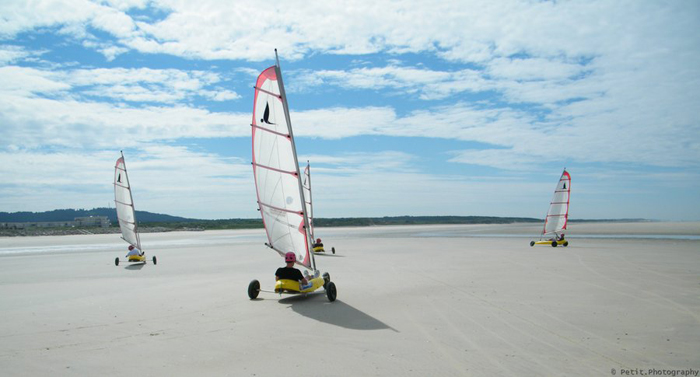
[252,58,314,270]
[258,201,304,215]
[253,86,282,98]
[250,124,290,138]
[252,162,298,176]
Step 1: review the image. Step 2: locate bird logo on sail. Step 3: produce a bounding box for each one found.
[563,183,567,189]
[117,174,121,183]
[261,103,275,125]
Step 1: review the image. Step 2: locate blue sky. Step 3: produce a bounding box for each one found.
[1,0,699,221]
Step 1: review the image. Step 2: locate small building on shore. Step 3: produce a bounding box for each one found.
[0,216,111,229]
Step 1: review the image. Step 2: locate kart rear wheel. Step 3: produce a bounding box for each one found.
[152,256,157,265]
[551,241,557,247]
[529,241,535,247]
[114,257,119,266]
[326,282,337,302]
[248,280,260,299]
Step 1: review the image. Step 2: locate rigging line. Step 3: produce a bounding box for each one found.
[114,199,133,207]
[258,201,303,215]
[252,162,298,176]
[251,123,290,138]
[113,183,129,189]
[254,86,282,99]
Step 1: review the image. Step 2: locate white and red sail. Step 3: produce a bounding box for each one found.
[542,169,571,238]
[114,153,141,250]
[251,56,314,270]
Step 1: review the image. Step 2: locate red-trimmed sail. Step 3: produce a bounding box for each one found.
[251,62,313,269]
[542,169,571,237]
[114,153,141,250]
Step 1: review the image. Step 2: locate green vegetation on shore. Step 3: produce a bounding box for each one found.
[0,208,650,237]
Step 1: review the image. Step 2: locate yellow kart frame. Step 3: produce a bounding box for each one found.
[114,254,157,266]
[248,273,337,301]
[530,239,569,247]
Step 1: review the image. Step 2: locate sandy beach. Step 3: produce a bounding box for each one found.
[1,222,699,376]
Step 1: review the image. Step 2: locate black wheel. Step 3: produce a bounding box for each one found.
[529,241,535,247]
[563,241,569,247]
[152,256,157,265]
[322,272,331,289]
[248,280,260,299]
[326,282,337,302]
[114,257,119,266]
[332,247,335,254]
[551,241,557,247]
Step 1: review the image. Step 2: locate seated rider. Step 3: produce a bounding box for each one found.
[126,245,143,257]
[275,252,311,289]
[557,233,565,241]
[312,238,324,252]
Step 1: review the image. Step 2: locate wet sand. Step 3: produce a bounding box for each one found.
[0,223,698,376]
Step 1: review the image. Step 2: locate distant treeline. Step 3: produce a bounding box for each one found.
[0,208,649,230]
[314,215,541,227]
[0,208,192,223]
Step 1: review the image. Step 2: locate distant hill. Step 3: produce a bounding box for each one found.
[0,208,193,224]
[314,215,541,227]
[0,209,650,228]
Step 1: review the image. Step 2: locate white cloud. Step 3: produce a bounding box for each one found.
[448,149,540,171]
[2,65,697,169]
[291,65,490,100]
[0,145,255,219]
[200,89,241,101]
[0,93,248,149]
[0,65,246,149]
[0,45,35,65]
[0,66,70,95]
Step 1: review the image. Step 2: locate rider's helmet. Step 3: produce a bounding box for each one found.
[284,252,296,263]
[316,238,322,243]
[128,245,134,250]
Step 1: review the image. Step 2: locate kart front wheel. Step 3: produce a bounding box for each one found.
[326,282,337,302]
[248,280,260,299]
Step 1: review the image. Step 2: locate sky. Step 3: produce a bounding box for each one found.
[1,0,699,221]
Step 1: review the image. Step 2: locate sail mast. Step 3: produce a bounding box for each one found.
[304,161,314,240]
[274,49,316,272]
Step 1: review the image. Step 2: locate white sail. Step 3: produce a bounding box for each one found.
[252,55,314,269]
[542,169,571,237]
[114,153,141,250]
[302,162,314,240]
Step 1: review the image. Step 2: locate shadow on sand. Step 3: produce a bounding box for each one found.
[278,295,397,332]
[125,263,146,270]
